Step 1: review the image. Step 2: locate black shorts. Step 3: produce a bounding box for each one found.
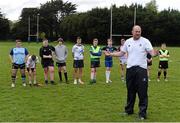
[159,61,168,69]
[56,62,66,67]
[12,63,25,69]
[147,61,152,66]
[91,61,100,68]
[27,68,35,72]
[41,61,54,68]
[73,60,84,68]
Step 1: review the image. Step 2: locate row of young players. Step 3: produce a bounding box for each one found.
[10,37,119,87]
[9,37,169,87]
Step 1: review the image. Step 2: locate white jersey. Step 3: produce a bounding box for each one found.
[72,44,84,60]
[26,56,39,68]
[119,45,127,60]
[122,37,153,69]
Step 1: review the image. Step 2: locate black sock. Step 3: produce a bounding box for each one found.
[51,80,55,84]
[158,71,161,78]
[64,72,68,82]
[164,71,167,79]
[58,72,62,81]
[11,76,16,83]
[45,80,48,84]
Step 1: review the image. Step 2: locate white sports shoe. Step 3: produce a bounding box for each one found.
[79,79,84,84]
[23,83,26,87]
[165,79,168,82]
[157,79,160,82]
[74,79,77,84]
[106,80,109,83]
[11,83,15,88]
[109,80,112,83]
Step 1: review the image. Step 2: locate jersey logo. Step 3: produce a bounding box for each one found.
[139,44,142,47]
[128,45,130,47]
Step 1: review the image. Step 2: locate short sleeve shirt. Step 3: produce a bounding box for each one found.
[122,37,153,69]
[72,44,84,60]
[10,47,29,64]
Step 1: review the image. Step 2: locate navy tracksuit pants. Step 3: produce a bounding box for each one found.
[125,66,148,118]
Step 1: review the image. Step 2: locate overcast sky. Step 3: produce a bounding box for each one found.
[0,0,180,20]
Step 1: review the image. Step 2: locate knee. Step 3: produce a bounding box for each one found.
[50,68,54,73]
[44,69,48,74]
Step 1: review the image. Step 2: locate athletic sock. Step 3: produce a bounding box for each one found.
[33,80,36,84]
[64,72,68,82]
[106,71,110,81]
[58,72,62,81]
[158,71,161,78]
[164,71,167,79]
[91,72,94,80]
[45,80,48,84]
[21,75,26,83]
[50,80,55,84]
[11,76,16,83]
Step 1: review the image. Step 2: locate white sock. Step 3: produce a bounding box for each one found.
[106,71,110,81]
[94,72,96,80]
[91,72,94,80]
[33,80,36,84]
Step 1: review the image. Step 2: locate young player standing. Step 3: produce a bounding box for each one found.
[26,55,39,86]
[9,39,29,87]
[157,43,170,82]
[117,38,127,82]
[72,37,84,84]
[89,38,102,84]
[102,38,117,84]
[39,39,55,85]
[147,53,152,81]
[54,38,68,83]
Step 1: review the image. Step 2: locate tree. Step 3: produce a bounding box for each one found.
[11,0,76,41]
[145,0,158,13]
[0,9,10,40]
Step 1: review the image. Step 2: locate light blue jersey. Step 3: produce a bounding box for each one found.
[10,48,29,64]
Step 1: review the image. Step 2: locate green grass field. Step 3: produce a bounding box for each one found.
[0,41,180,122]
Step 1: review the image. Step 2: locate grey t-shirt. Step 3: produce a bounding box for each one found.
[55,44,68,63]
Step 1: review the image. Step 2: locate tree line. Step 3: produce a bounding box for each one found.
[0,0,180,46]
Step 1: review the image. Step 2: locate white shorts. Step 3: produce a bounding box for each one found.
[119,58,127,65]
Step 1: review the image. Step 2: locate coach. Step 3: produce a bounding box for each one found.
[107,25,156,120]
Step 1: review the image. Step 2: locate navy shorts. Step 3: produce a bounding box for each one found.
[73,60,84,68]
[41,61,54,68]
[12,63,25,69]
[56,62,66,67]
[105,61,113,68]
[91,61,100,68]
[159,61,168,69]
[27,68,35,72]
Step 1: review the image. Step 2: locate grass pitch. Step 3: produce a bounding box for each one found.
[0,41,180,122]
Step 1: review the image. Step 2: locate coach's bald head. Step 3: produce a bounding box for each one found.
[132,25,142,40]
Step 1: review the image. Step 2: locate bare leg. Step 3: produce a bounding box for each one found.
[79,68,84,84]
[73,68,78,84]
[49,66,54,82]
[20,69,26,86]
[11,69,18,84]
[33,69,37,84]
[44,67,48,84]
